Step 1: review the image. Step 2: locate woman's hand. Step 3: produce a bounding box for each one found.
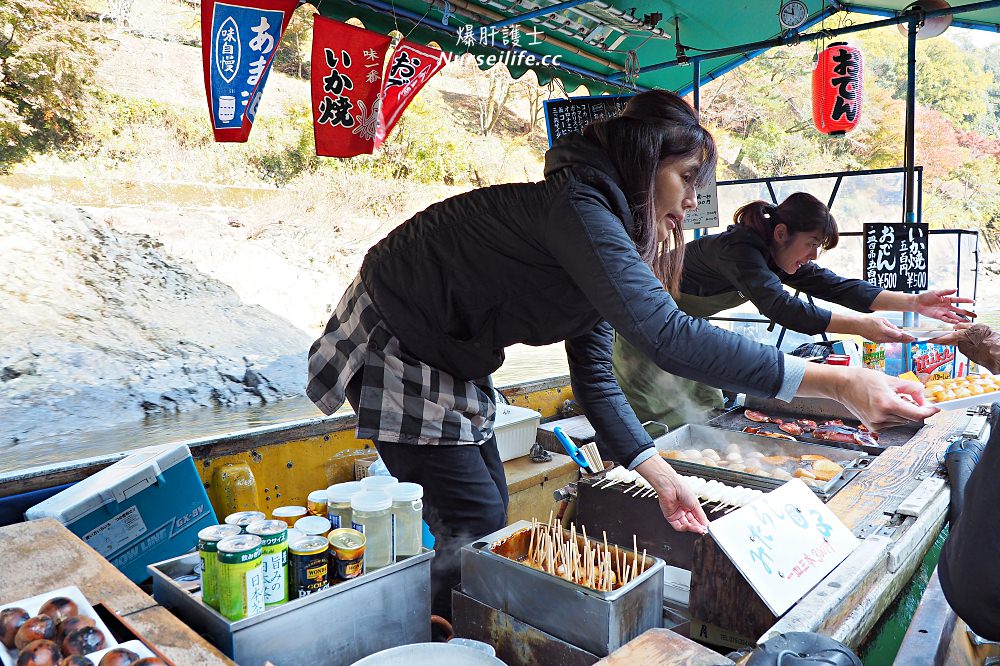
[852,315,914,343]
[634,455,709,533]
[915,289,976,324]
[798,364,938,430]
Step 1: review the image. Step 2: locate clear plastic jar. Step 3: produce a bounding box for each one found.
[389,483,423,560]
[360,475,398,493]
[306,489,328,516]
[294,515,331,538]
[326,481,364,530]
[351,491,393,570]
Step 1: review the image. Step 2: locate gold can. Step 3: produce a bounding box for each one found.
[289,535,329,598]
[329,528,366,580]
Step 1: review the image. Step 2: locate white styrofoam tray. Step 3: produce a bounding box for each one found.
[931,390,1000,411]
[87,639,157,662]
[0,585,118,666]
[902,328,953,341]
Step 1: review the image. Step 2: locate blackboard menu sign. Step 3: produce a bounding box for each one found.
[544,95,632,146]
[863,222,929,291]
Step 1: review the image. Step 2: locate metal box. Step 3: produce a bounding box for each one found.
[460,521,664,657]
[149,549,433,666]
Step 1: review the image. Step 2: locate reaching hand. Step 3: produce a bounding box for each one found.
[915,289,976,324]
[855,316,914,343]
[832,367,939,430]
[635,456,709,534]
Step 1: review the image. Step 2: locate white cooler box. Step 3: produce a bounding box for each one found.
[494,403,541,462]
[25,443,217,582]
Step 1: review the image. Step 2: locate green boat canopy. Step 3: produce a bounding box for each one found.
[317,0,1000,94]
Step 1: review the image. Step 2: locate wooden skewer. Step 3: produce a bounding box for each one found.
[639,548,647,576]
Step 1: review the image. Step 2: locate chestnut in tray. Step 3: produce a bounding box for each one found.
[15,616,57,650]
[37,600,77,626]
[61,627,105,657]
[55,617,95,644]
[59,657,95,666]
[15,638,61,666]
[1,607,30,650]
[96,649,140,666]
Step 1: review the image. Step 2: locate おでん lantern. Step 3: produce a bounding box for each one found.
[812,42,863,135]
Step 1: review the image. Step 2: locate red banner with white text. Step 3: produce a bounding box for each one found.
[375,41,449,148]
[311,16,391,158]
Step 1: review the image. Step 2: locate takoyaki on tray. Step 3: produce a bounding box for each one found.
[706,399,923,455]
[655,424,872,501]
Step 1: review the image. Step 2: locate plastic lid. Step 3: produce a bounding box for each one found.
[295,515,331,535]
[326,481,365,503]
[272,505,307,518]
[390,482,423,502]
[360,475,398,490]
[351,491,392,512]
[307,489,328,503]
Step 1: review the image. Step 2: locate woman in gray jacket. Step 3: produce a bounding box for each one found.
[307,90,936,619]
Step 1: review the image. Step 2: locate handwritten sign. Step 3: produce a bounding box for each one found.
[863,223,929,292]
[544,94,631,146]
[683,171,720,230]
[708,479,859,616]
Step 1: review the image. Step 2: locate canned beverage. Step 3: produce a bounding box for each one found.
[217,534,264,621]
[328,528,366,580]
[289,536,329,598]
[197,525,242,609]
[224,510,267,533]
[247,520,288,607]
[306,490,328,516]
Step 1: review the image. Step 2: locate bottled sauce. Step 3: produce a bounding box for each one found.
[295,515,332,538]
[351,491,393,571]
[360,475,398,493]
[389,483,424,559]
[326,481,364,530]
[307,490,328,516]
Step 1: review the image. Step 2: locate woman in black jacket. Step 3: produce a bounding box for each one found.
[307,91,936,619]
[614,192,974,428]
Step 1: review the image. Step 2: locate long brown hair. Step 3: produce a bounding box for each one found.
[583,91,716,295]
[734,192,839,250]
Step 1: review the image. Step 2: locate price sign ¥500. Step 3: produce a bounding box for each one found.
[707,479,859,616]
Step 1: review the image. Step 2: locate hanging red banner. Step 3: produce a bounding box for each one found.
[375,41,449,148]
[311,16,391,158]
[812,42,864,136]
[201,0,298,142]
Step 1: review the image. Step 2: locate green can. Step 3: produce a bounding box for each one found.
[217,534,264,621]
[247,519,288,607]
[224,510,267,533]
[198,524,242,609]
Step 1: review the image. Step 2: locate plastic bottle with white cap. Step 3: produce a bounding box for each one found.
[389,482,424,559]
[351,491,393,570]
[360,475,398,493]
[326,481,364,530]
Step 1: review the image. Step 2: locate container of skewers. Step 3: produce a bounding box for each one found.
[459,518,664,657]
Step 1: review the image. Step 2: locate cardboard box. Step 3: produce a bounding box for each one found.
[25,443,217,582]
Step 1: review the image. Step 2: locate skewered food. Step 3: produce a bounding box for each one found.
[742,426,797,441]
[779,422,804,436]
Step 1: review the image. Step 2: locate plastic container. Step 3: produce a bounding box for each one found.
[307,490,328,516]
[272,506,308,522]
[494,404,542,461]
[295,515,332,538]
[361,475,399,493]
[825,354,851,366]
[352,491,393,571]
[327,481,365,530]
[389,483,424,560]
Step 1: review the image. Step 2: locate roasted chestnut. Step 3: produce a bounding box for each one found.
[97,649,140,666]
[59,657,95,666]
[15,616,57,650]
[56,616,95,643]
[1,607,29,649]
[60,627,105,656]
[15,638,61,666]
[132,660,166,666]
[37,599,78,625]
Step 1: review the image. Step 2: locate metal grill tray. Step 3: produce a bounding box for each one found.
[706,396,924,454]
[654,424,872,501]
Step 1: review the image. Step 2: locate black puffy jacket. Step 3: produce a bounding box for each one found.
[361,134,789,466]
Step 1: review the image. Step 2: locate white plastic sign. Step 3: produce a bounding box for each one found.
[708,478,859,616]
[683,171,720,230]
